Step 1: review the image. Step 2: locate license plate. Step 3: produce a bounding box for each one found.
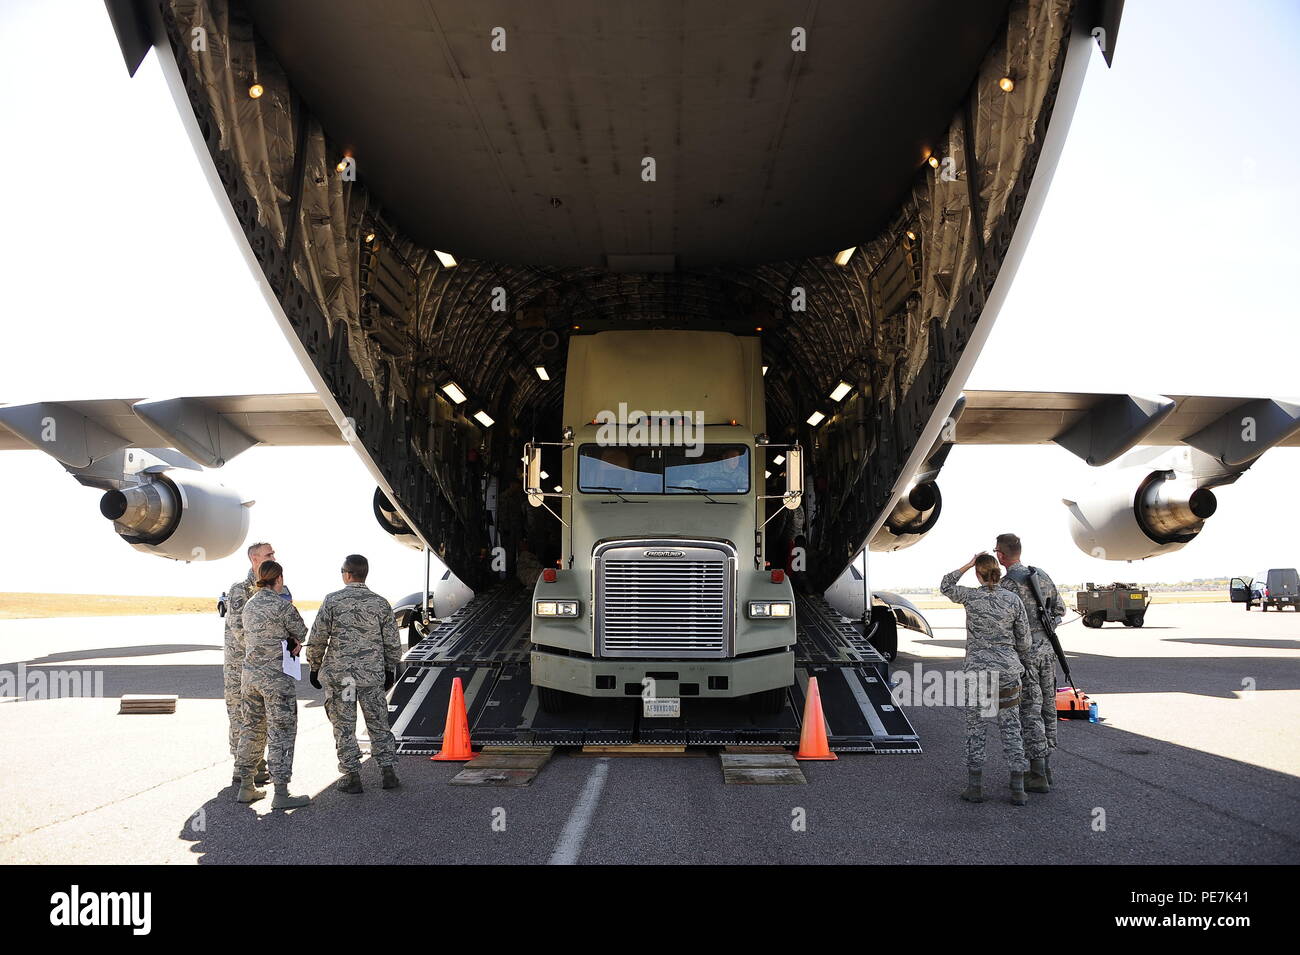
[642,697,680,718]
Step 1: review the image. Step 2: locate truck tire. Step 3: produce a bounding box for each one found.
[1085,613,1105,628]
[750,686,788,715]
[868,607,898,662]
[1129,613,1145,628]
[406,615,430,650]
[537,685,575,714]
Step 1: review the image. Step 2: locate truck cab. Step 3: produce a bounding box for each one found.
[524,330,799,714]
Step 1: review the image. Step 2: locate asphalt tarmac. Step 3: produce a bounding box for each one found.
[1,602,1296,864]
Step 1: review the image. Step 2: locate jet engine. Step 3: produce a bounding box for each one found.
[99,471,251,561]
[373,488,423,550]
[1064,469,1218,561]
[868,481,942,552]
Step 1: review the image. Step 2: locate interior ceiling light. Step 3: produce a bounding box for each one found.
[773,454,785,465]
[434,250,458,268]
[833,247,856,267]
[553,485,563,493]
[336,159,349,172]
[764,470,772,479]
[248,83,264,99]
[928,155,941,169]
[999,76,1015,92]
[440,381,468,404]
[905,229,917,241]
[829,381,853,402]
[535,365,550,381]
[364,231,376,243]
[539,471,549,480]
[473,410,495,428]
[762,365,769,376]
[806,410,826,427]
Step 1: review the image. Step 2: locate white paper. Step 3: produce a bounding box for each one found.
[281,640,302,679]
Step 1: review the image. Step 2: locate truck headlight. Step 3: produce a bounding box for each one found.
[747,600,792,619]
[536,600,580,618]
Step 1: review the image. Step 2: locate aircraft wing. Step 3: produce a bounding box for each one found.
[877,390,1299,560]
[951,391,1300,466]
[0,394,343,468]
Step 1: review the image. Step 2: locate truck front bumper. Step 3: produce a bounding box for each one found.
[530,648,795,699]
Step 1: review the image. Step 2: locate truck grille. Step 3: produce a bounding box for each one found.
[595,541,734,658]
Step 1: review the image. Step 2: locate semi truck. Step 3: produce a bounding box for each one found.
[523,330,802,715]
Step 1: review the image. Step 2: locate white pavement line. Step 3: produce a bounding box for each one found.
[547,758,610,865]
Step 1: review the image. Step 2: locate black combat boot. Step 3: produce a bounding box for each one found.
[382,765,401,790]
[960,769,984,803]
[272,783,310,809]
[336,771,363,794]
[1026,757,1050,793]
[1009,771,1028,806]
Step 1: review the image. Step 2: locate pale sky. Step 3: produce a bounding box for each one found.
[0,0,1297,601]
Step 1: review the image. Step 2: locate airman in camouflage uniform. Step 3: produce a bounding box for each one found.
[234,561,310,809]
[997,532,1066,792]
[497,480,525,579]
[224,542,273,784]
[517,542,543,589]
[307,554,402,793]
[940,553,1032,806]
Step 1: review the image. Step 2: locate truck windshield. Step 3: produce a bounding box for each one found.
[578,444,750,494]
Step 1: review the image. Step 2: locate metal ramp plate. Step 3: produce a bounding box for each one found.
[449,750,553,787]
[720,752,807,784]
[390,586,920,754]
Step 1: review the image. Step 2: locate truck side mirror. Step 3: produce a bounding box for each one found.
[784,446,803,510]
[525,444,544,507]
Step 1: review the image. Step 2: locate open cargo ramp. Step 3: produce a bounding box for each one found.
[388,587,920,754]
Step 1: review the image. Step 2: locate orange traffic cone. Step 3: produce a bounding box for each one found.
[431,676,475,761]
[795,676,838,760]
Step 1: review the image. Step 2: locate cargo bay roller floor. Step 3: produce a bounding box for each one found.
[387,586,921,753]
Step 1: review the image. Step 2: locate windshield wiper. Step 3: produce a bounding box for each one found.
[585,485,645,503]
[666,485,736,505]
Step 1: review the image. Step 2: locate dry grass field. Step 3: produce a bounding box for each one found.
[0,593,321,619]
[1,590,1224,618]
[898,591,1227,610]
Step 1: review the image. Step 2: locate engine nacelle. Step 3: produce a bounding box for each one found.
[374,488,423,550]
[868,481,942,553]
[1065,470,1217,561]
[99,471,250,561]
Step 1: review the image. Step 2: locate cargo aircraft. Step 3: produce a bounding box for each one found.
[3,0,1296,748]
